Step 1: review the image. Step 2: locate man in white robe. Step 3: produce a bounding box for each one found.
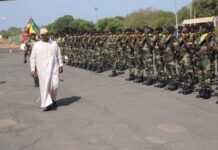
[30,28,63,111]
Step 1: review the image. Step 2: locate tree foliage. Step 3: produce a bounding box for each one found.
[123,9,148,29]
[47,15,74,33]
[194,0,218,17]
[96,17,124,32]
[47,15,95,34]
[178,0,218,22]
[123,8,175,29]
[149,10,176,28]
[0,27,21,38]
[46,0,218,33]
[72,19,95,32]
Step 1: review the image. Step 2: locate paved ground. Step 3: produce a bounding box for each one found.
[1,50,218,150]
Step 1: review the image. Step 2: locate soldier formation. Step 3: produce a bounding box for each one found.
[56,24,218,100]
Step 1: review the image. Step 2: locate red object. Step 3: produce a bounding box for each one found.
[21,32,30,43]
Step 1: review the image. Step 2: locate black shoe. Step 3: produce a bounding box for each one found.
[43,103,57,112]
[52,100,58,107]
[43,105,53,111]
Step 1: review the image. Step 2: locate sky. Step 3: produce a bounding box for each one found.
[0,0,191,30]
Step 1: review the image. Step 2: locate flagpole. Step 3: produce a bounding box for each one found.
[174,0,178,37]
[94,8,98,22]
[190,0,193,19]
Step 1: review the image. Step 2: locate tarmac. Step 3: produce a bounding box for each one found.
[1,49,218,150]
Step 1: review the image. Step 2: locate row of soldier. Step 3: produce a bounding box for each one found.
[57,25,218,99]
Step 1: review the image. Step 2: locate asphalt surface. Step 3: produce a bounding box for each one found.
[1,49,218,150]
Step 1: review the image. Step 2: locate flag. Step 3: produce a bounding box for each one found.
[26,18,39,34]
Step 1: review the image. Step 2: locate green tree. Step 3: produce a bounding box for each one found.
[47,15,95,33]
[178,0,218,22]
[150,10,175,28]
[178,7,190,23]
[194,0,218,17]
[49,15,74,33]
[96,17,124,32]
[72,19,95,31]
[124,8,175,29]
[0,27,21,38]
[124,9,148,29]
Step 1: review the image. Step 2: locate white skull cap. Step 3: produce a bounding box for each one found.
[40,28,48,35]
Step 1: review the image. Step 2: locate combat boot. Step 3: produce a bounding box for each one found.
[167,80,179,91]
[109,70,118,77]
[143,77,156,86]
[81,63,86,69]
[134,76,144,83]
[96,66,104,73]
[84,63,88,70]
[87,64,92,70]
[197,88,213,99]
[79,63,83,68]
[155,80,168,88]
[92,65,97,72]
[181,84,194,95]
[126,74,135,81]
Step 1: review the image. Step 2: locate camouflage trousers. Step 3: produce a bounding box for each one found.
[127,58,136,75]
[144,56,153,78]
[165,61,177,80]
[135,58,144,77]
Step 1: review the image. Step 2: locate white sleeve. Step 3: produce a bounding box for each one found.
[57,45,63,67]
[30,44,37,72]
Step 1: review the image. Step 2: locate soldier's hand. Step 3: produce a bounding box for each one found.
[59,66,63,74]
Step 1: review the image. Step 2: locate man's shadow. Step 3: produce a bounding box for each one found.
[56,96,81,107]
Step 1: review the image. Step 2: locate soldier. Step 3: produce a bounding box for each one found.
[134,28,146,83]
[178,26,197,95]
[24,33,37,64]
[152,27,168,88]
[57,25,218,100]
[24,33,39,87]
[196,25,215,99]
[163,26,179,91]
[143,27,156,85]
[126,29,137,81]
[109,32,120,76]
